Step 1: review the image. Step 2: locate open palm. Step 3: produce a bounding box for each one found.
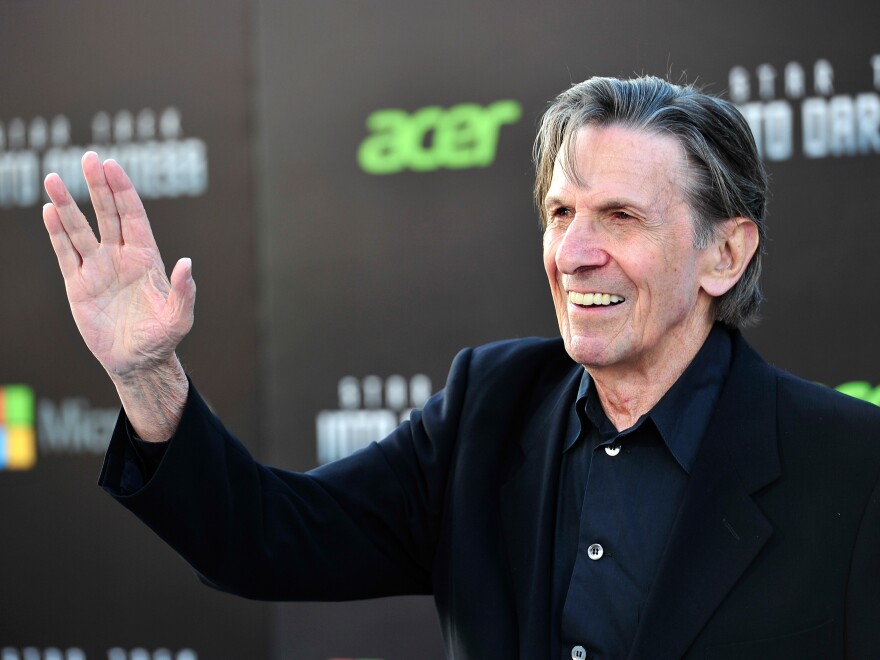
[43,152,195,379]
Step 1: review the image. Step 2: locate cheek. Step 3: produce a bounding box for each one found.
[638,261,699,326]
[542,232,562,279]
[542,250,556,283]
[634,251,677,289]
[621,256,668,320]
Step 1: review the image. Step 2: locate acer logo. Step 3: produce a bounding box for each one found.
[357,100,522,174]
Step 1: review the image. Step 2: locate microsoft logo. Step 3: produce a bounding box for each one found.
[0,384,36,470]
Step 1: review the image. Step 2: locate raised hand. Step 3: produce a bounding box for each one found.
[43,152,195,440]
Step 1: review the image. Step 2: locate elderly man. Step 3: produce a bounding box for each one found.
[44,76,880,659]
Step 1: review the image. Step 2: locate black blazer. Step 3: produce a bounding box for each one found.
[101,331,880,658]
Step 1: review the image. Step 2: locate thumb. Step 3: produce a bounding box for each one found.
[167,257,196,335]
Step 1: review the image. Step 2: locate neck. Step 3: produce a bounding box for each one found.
[587,321,715,431]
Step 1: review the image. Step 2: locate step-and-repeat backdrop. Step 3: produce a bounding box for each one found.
[2,1,878,658]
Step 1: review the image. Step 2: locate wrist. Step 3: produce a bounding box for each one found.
[109,353,185,388]
[110,354,189,442]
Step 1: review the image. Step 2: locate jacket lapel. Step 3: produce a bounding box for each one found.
[628,333,782,659]
[499,364,582,654]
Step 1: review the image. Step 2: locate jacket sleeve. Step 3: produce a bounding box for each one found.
[98,347,474,601]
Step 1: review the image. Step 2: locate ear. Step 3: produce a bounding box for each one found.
[699,217,759,297]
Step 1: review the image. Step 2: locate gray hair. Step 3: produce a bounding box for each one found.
[533,75,768,328]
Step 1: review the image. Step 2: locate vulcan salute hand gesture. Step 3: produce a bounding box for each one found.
[43,152,195,441]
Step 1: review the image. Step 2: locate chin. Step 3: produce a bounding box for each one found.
[562,334,615,368]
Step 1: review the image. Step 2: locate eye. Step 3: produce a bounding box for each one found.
[549,206,573,220]
[611,210,636,221]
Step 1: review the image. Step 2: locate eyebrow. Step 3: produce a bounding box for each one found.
[543,195,568,211]
[543,195,648,214]
[595,198,645,213]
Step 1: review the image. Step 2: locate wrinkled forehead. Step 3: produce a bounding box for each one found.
[551,123,693,202]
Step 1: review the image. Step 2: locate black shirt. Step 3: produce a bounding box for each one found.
[552,324,733,659]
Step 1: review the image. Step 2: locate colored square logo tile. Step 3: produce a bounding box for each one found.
[0,385,36,471]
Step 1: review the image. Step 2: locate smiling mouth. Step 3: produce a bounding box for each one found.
[567,291,625,306]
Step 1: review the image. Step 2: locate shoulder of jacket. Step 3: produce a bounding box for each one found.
[445,336,576,395]
[775,368,880,436]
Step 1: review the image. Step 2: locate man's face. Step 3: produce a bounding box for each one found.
[542,124,718,374]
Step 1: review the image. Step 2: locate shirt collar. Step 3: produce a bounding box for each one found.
[565,323,733,474]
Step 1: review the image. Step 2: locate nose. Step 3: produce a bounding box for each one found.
[554,216,610,275]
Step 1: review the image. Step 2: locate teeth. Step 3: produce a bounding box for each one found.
[568,291,624,306]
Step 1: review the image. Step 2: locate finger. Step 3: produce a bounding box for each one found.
[43,172,99,258]
[166,257,196,337]
[43,202,82,280]
[102,158,158,249]
[81,151,122,245]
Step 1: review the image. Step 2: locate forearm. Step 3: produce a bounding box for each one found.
[100,381,433,600]
[110,354,189,442]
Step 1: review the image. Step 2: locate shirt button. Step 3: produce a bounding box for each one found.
[586,543,604,560]
[572,645,587,659]
[604,444,621,456]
